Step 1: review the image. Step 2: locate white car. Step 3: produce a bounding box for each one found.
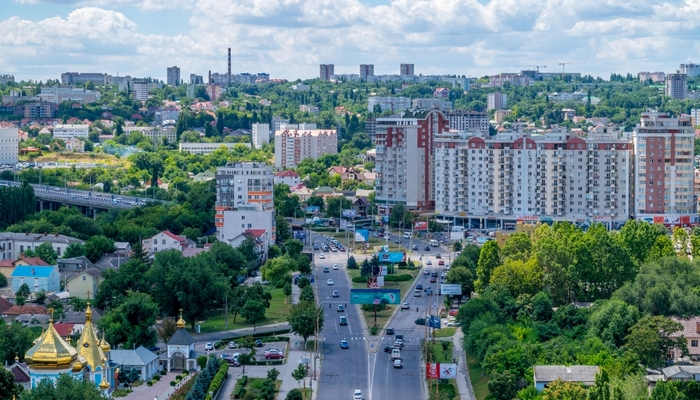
[426,260,433,266]
[327,279,334,286]
[401,302,410,310]
[319,254,326,259]
[204,343,214,351]
[353,390,364,400]
[423,269,430,275]
[333,264,339,270]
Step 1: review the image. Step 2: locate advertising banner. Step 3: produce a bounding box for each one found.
[376,276,384,287]
[414,221,428,230]
[426,363,440,379]
[425,363,457,379]
[381,265,388,276]
[342,209,357,219]
[427,315,441,329]
[355,229,369,242]
[306,206,320,214]
[350,289,401,305]
[440,284,462,296]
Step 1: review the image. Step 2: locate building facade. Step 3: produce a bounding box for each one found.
[320,64,334,80]
[167,66,180,86]
[400,63,415,76]
[638,71,666,83]
[367,96,411,113]
[680,63,700,77]
[411,98,452,110]
[0,232,84,261]
[53,124,89,140]
[0,74,15,84]
[633,110,695,223]
[274,129,338,169]
[23,102,57,119]
[434,128,633,225]
[60,72,108,85]
[487,92,508,110]
[0,128,19,165]
[374,110,450,209]
[252,123,270,149]
[11,266,60,293]
[666,73,688,100]
[124,126,177,143]
[132,80,150,101]
[178,142,250,155]
[445,110,489,133]
[273,170,301,186]
[360,64,375,81]
[141,230,195,255]
[39,87,100,104]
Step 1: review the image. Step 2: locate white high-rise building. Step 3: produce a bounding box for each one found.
[52,124,89,140]
[274,129,337,169]
[487,92,507,110]
[271,116,290,133]
[400,64,415,76]
[445,110,489,133]
[666,73,688,100]
[434,128,633,225]
[633,110,695,221]
[680,63,700,77]
[252,123,270,149]
[373,110,450,209]
[132,80,150,102]
[0,128,19,165]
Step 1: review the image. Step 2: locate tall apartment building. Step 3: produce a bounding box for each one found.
[39,87,100,104]
[271,116,290,133]
[680,63,700,77]
[434,128,633,224]
[132,80,150,101]
[52,124,89,140]
[487,92,507,110]
[690,109,700,126]
[412,98,452,110]
[400,63,415,76]
[360,64,375,81]
[489,73,530,87]
[633,111,695,221]
[445,110,489,133]
[214,162,275,250]
[367,96,411,113]
[252,123,270,149]
[60,72,107,85]
[373,110,450,209]
[123,126,177,143]
[190,74,204,84]
[23,102,57,119]
[638,71,666,83]
[0,75,15,85]
[665,73,688,100]
[274,128,338,169]
[0,128,19,166]
[167,66,180,86]
[365,118,377,138]
[319,64,334,81]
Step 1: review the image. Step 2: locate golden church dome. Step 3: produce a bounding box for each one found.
[24,308,80,370]
[176,308,186,329]
[99,333,111,353]
[78,303,107,371]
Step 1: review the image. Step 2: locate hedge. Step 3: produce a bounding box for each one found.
[204,362,229,400]
[352,274,413,283]
[233,375,248,399]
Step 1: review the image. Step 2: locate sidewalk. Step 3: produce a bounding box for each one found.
[122,371,193,400]
[452,329,476,400]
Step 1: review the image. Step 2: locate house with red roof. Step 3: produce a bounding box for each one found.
[274,170,301,186]
[141,230,196,256]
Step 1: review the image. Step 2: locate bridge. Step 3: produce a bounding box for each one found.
[0,180,155,217]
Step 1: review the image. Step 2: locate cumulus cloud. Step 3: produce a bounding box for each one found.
[3,0,700,80]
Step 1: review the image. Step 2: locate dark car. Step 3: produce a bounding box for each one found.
[386,327,395,335]
[435,254,442,259]
[416,284,423,290]
[383,346,392,353]
[396,334,404,341]
[254,339,263,347]
[313,244,319,250]
[424,246,430,251]
[323,267,330,273]
[148,346,160,352]
[415,318,426,326]
[340,340,349,349]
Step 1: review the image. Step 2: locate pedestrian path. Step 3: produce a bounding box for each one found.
[452,329,476,400]
[122,371,193,400]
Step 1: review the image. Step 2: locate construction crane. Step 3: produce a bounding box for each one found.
[514,65,546,72]
[559,62,583,73]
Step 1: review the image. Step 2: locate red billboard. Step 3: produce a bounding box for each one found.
[414,221,428,230]
[426,363,440,379]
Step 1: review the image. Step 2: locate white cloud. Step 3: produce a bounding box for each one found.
[3,0,700,81]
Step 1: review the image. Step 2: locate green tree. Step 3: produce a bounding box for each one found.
[283,282,293,302]
[299,285,314,303]
[531,292,554,322]
[260,256,295,288]
[276,215,292,242]
[63,242,86,259]
[326,196,352,219]
[587,300,640,348]
[84,235,116,263]
[240,300,266,330]
[228,285,248,324]
[487,370,518,400]
[617,220,662,265]
[647,235,676,261]
[32,242,58,264]
[445,266,474,299]
[625,316,687,368]
[156,317,178,345]
[288,301,324,348]
[34,289,47,305]
[0,274,6,288]
[500,232,531,262]
[672,227,690,258]
[489,257,543,298]
[0,365,23,400]
[360,259,372,276]
[475,240,501,293]
[15,283,30,307]
[20,373,107,400]
[285,239,304,258]
[347,256,358,270]
[97,291,158,349]
[541,379,587,400]
[650,381,688,400]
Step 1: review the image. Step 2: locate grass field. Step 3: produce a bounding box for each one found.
[428,341,453,363]
[466,350,489,400]
[433,327,457,338]
[428,380,459,400]
[198,288,291,333]
[244,378,282,398]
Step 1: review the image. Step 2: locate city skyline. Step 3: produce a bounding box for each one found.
[2,0,700,82]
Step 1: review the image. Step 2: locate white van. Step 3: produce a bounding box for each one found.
[429,239,439,247]
[403,232,413,239]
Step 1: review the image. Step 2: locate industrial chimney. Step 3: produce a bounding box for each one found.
[228,48,232,86]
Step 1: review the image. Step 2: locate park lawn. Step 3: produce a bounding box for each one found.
[362,305,395,330]
[428,341,453,363]
[245,378,282,398]
[198,288,291,333]
[428,380,459,400]
[433,327,457,338]
[466,349,489,400]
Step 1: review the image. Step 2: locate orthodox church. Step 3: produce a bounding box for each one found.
[23,303,115,394]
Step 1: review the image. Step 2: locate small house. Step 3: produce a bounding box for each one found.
[11,265,60,293]
[109,346,160,381]
[533,365,599,391]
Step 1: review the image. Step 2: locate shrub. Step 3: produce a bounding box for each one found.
[153,374,161,381]
[147,381,153,386]
[370,325,379,335]
[161,369,167,375]
[182,370,189,375]
[176,374,182,380]
[170,381,176,386]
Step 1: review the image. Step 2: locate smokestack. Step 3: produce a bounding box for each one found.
[208,70,212,84]
[228,48,231,86]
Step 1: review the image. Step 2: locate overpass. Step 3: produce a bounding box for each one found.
[0,180,156,217]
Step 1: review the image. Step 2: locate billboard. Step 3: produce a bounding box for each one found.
[414,221,428,230]
[355,229,369,242]
[342,209,357,219]
[440,284,462,296]
[427,315,441,329]
[426,363,457,379]
[350,289,401,305]
[306,206,320,214]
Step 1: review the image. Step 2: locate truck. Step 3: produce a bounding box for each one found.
[391,348,401,360]
[429,239,439,247]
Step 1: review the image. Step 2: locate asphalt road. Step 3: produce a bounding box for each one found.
[307,229,452,400]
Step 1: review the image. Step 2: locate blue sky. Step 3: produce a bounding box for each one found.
[1,0,699,83]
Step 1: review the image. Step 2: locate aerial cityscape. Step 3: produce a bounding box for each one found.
[3,2,700,400]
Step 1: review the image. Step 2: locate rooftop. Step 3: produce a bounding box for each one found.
[533,365,599,385]
[11,265,57,278]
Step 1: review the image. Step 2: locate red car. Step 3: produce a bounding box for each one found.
[430,277,437,283]
[438,260,445,266]
[265,351,284,360]
[449,309,458,316]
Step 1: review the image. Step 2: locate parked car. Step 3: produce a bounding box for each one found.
[228,341,239,349]
[353,389,364,400]
[416,284,423,290]
[394,359,402,368]
[254,339,263,347]
[319,254,325,259]
[148,346,160,352]
[265,350,284,360]
[383,346,392,353]
[204,343,214,351]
